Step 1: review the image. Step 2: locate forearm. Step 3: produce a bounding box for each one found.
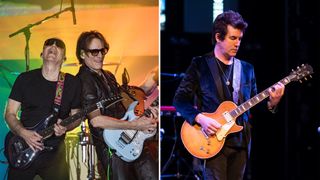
[90,115,137,130]
[5,113,26,136]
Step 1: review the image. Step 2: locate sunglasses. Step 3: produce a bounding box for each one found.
[44,38,66,49]
[85,48,108,56]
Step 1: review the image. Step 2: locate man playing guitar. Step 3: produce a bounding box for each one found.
[173,11,285,180]
[4,38,81,179]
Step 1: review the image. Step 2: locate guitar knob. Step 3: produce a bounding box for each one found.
[132,149,140,156]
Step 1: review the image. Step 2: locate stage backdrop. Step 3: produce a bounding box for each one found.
[0,0,158,178]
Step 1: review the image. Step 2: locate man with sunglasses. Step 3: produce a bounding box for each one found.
[76,30,158,179]
[5,38,81,179]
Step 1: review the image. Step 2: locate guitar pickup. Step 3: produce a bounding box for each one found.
[216,121,235,141]
[120,132,133,144]
[222,111,233,123]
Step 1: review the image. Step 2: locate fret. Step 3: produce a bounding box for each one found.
[38,96,122,140]
[230,83,276,118]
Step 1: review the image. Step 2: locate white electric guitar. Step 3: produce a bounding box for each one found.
[103,88,159,162]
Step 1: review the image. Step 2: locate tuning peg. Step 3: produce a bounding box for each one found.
[299,80,302,83]
[304,77,308,81]
[309,75,312,78]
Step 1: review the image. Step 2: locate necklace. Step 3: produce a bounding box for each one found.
[215,58,233,86]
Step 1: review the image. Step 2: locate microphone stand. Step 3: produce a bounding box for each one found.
[8,5,74,72]
[79,120,96,180]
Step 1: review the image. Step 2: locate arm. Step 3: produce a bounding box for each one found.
[139,66,159,96]
[90,113,157,131]
[5,99,43,151]
[173,59,202,125]
[5,99,24,135]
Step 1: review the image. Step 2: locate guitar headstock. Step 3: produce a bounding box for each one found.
[289,64,313,83]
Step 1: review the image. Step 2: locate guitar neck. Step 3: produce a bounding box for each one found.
[39,111,86,138]
[229,76,291,118]
[39,96,122,138]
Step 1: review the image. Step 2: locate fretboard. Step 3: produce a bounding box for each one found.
[229,77,291,118]
[39,96,122,139]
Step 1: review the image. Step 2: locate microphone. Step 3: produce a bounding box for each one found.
[70,0,77,25]
[122,68,130,88]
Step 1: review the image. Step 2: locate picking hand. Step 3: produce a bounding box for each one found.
[134,115,158,131]
[196,113,221,136]
[20,129,43,151]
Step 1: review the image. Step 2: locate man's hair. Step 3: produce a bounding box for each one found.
[212,10,248,44]
[76,30,110,64]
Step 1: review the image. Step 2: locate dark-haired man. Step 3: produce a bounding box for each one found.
[173,10,285,179]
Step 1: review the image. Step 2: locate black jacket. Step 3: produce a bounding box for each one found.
[76,65,126,143]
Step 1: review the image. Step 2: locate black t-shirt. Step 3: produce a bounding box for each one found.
[9,68,81,146]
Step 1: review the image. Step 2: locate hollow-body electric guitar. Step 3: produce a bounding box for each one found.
[4,96,122,169]
[103,88,159,162]
[180,64,313,159]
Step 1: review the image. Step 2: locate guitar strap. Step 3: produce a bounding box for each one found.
[232,58,241,105]
[52,72,66,117]
[206,56,241,104]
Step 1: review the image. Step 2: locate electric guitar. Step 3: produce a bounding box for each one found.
[4,96,122,169]
[180,64,313,159]
[103,88,159,162]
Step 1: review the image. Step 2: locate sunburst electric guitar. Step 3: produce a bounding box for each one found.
[180,64,313,159]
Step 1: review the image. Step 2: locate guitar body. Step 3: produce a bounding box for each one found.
[4,114,55,169]
[120,85,146,116]
[103,88,159,162]
[180,101,243,159]
[103,101,157,162]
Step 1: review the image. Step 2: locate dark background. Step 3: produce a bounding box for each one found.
[160,0,320,179]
